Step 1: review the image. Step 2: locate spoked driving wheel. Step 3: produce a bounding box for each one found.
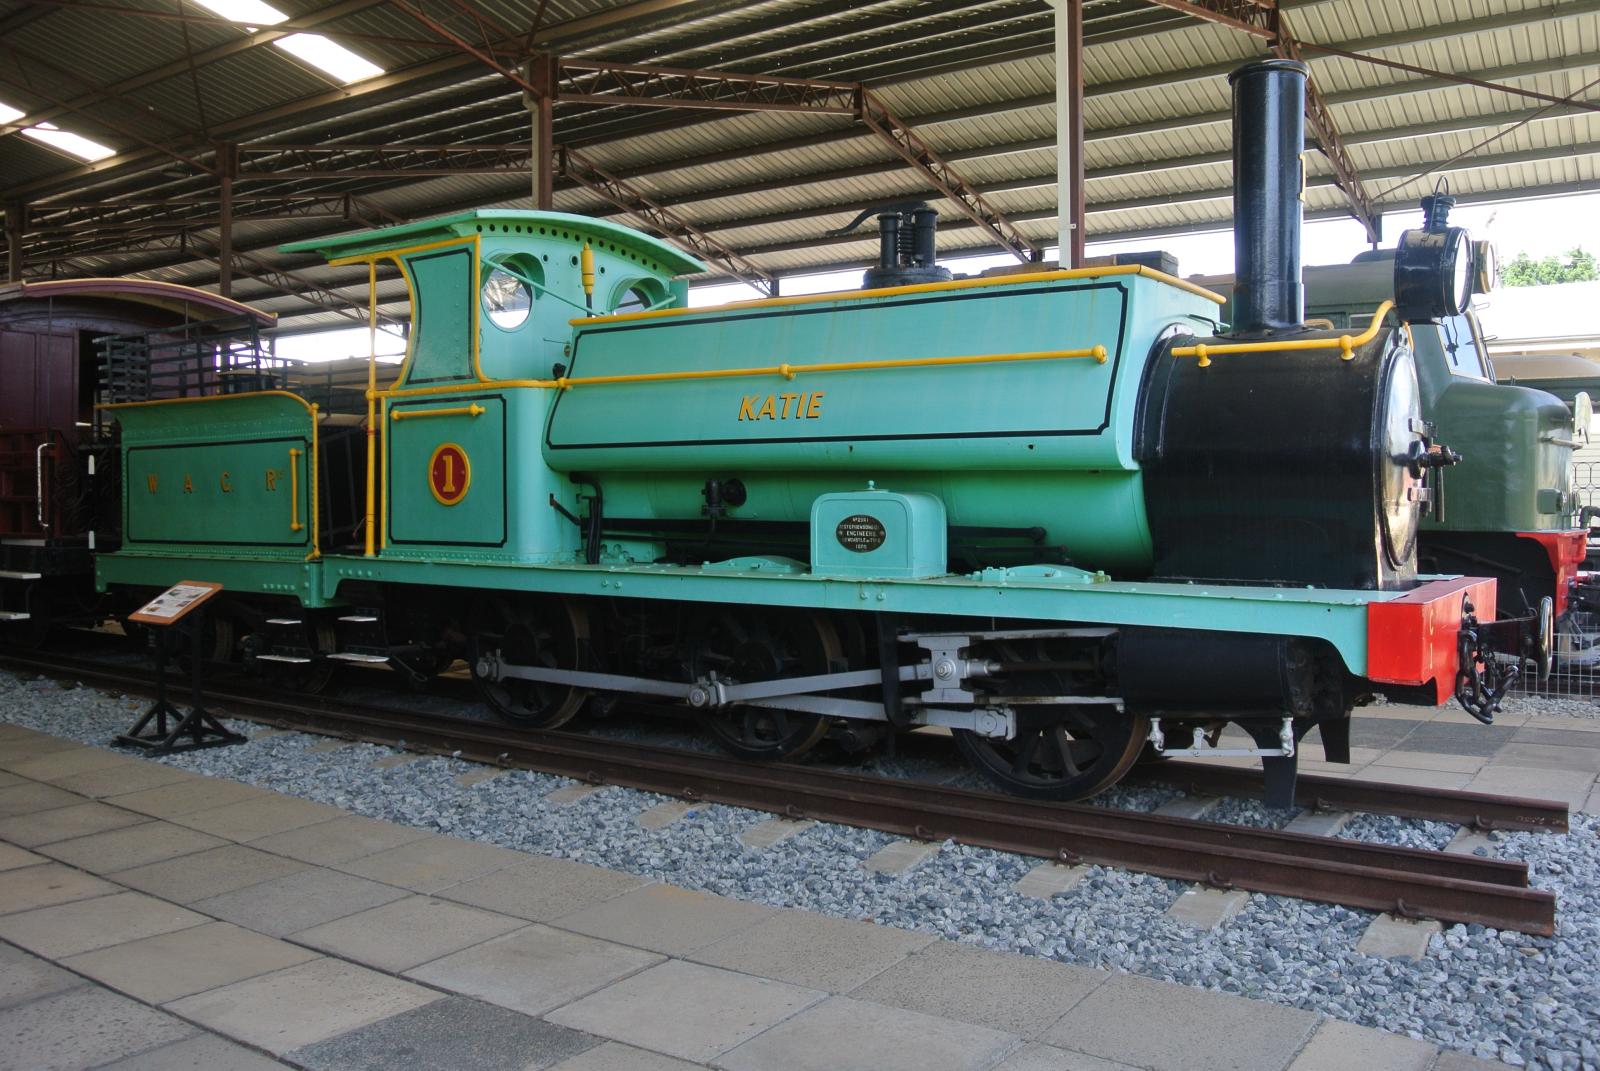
[468,594,590,728]
[689,608,842,760]
[954,704,1148,800]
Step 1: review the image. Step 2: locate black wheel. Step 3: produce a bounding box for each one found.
[954,704,1149,800]
[468,595,590,728]
[690,609,841,760]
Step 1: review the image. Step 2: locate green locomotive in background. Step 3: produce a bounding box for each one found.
[94,61,1510,807]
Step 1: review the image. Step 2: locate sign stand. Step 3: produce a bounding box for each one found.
[115,581,246,755]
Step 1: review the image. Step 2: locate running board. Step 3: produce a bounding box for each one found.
[326,652,390,664]
[266,618,303,627]
[255,654,313,665]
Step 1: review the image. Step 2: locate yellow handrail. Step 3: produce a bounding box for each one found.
[553,346,1110,389]
[1171,300,1395,367]
[363,261,376,558]
[288,448,303,533]
[390,403,486,422]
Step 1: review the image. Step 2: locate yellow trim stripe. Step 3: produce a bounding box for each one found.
[556,346,1109,388]
[98,389,315,414]
[375,379,555,399]
[571,265,1225,327]
[1172,301,1395,367]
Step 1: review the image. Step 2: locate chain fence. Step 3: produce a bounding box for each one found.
[1509,451,1600,700]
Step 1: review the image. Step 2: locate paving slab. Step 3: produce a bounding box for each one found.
[1152,794,1220,820]
[407,922,662,1016]
[1434,1051,1519,1070]
[548,1042,705,1071]
[247,813,433,866]
[294,893,526,971]
[1041,972,1318,1071]
[1349,767,1472,791]
[168,794,344,842]
[5,746,139,783]
[1356,914,1441,960]
[437,855,649,922]
[546,959,823,1063]
[61,919,320,1004]
[0,942,83,1010]
[287,993,600,1071]
[335,833,525,893]
[1281,810,1353,837]
[0,841,46,871]
[863,838,940,875]
[48,759,196,799]
[0,889,208,959]
[37,819,227,873]
[104,776,270,819]
[851,940,1106,1039]
[1286,1017,1437,1071]
[1509,725,1600,747]
[1390,722,1514,757]
[0,981,194,1071]
[0,780,83,818]
[1584,782,1600,816]
[737,817,814,849]
[1166,886,1251,929]
[636,799,696,829]
[690,907,933,992]
[165,956,441,1056]
[1466,765,1594,809]
[0,770,21,788]
[545,783,603,805]
[0,800,147,847]
[1369,752,1485,774]
[554,882,777,955]
[113,842,311,903]
[719,994,1019,1071]
[0,734,84,767]
[192,865,409,937]
[989,1042,1142,1070]
[1489,741,1600,774]
[0,860,119,914]
[1012,862,1089,899]
[91,1032,291,1070]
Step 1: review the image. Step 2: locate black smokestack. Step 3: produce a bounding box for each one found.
[1228,58,1308,335]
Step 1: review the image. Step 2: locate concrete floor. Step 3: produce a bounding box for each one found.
[0,714,1558,1071]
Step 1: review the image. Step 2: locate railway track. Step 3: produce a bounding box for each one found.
[0,649,1563,935]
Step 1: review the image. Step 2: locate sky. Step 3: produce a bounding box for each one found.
[272,189,1600,363]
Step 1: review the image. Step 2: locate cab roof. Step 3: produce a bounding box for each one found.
[279,209,706,276]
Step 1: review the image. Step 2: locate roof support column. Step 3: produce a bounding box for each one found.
[216,142,238,297]
[5,202,22,282]
[1054,0,1085,266]
[525,53,556,210]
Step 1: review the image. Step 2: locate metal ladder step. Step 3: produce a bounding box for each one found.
[265,618,303,626]
[255,654,313,665]
[326,652,389,664]
[339,615,379,623]
[0,570,42,580]
[0,611,32,622]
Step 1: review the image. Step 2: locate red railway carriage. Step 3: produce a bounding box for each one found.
[0,278,276,634]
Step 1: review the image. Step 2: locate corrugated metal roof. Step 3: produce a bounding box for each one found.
[1,0,1595,332]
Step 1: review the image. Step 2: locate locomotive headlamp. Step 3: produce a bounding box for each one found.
[1393,191,1475,322]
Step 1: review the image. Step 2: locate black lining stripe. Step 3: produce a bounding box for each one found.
[125,436,309,547]
[387,394,508,548]
[547,282,1129,451]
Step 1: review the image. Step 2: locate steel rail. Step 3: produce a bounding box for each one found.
[1127,761,1569,834]
[0,650,1557,935]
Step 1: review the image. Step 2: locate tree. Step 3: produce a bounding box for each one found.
[1501,247,1598,286]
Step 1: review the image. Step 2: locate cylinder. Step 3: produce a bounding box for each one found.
[1229,58,1308,335]
[911,207,939,267]
[877,212,900,272]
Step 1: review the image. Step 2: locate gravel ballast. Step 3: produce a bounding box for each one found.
[2,670,1596,1070]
